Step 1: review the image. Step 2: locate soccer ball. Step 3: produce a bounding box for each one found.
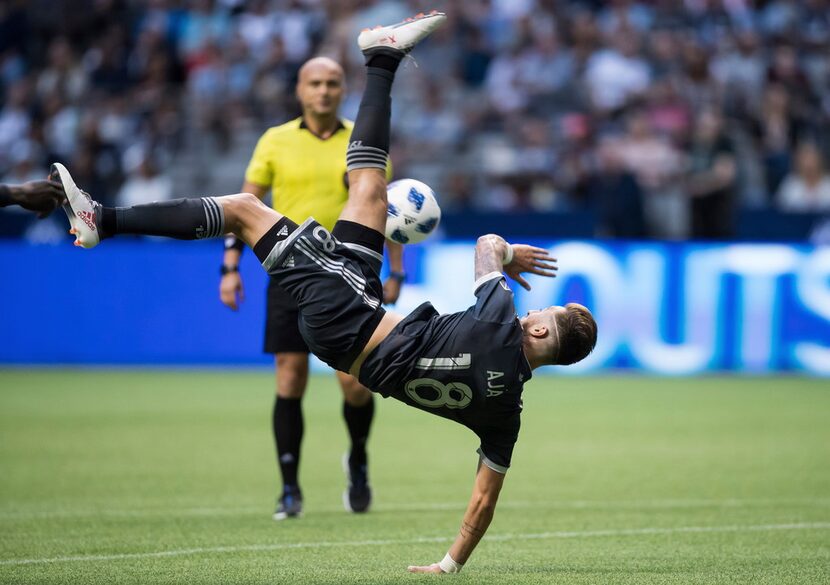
[385,179,441,244]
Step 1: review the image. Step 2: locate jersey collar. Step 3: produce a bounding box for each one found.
[298,117,346,140]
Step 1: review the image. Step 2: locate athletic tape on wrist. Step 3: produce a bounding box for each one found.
[438,552,463,574]
[501,243,514,265]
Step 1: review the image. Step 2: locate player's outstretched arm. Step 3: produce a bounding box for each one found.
[219,181,268,310]
[408,461,505,574]
[0,180,65,218]
[475,234,558,290]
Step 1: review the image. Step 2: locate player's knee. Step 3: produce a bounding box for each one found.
[234,192,267,214]
[224,192,265,224]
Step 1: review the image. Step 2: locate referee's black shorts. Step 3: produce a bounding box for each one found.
[263,278,307,354]
[260,218,387,372]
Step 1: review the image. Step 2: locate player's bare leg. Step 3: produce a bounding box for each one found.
[220,193,285,246]
[339,169,388,234]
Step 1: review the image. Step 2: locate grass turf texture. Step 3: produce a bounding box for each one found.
[0,371,828,585]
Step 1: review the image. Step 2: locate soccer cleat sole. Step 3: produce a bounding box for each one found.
[357,11,446,55]
[52,162,100,249]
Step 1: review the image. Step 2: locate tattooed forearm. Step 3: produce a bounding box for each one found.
[474,234,507,281]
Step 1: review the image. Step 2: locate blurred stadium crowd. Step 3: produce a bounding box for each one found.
[1,0,830,241]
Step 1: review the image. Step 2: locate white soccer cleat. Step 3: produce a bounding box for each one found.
[51,162,101,249]
[358,10,447,56]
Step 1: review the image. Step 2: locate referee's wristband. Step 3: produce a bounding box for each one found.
[388,271,406,283]
[501,243,514,265]
[220,265,239,276]
[438,552,463,574]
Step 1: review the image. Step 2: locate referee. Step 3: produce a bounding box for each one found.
[219,57,402,520]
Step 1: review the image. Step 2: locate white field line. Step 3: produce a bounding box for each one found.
[0,497,828,520]
[1,522,828,567]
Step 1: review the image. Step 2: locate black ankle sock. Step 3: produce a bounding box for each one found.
[274,396,303,489]
[105,197,224,240]
[366,52,402,72]
[343,397,374,468]
[100,207,117,239]
[253,217,298,264]
[346,67,394,171]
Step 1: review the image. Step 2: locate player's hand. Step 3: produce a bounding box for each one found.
[220,272,245,310]
[382,277,401,304]
[11,180,65,218]
[504,244,558,291]
[407,563,445,574]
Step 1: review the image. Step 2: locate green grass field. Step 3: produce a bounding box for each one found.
[0,371,828,584]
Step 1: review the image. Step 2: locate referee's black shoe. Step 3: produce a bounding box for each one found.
[273,486,303,521]
[343,453,372,513]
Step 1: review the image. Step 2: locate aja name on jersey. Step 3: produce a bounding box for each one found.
[359,271,532,473]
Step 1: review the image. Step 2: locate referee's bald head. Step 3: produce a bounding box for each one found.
[296,57,345,117]
[298,57,344,82]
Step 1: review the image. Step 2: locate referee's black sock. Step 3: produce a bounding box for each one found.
[99,197,225,240]
[346,66,396,172]
[343,396,374,469]
[274,396,303,491]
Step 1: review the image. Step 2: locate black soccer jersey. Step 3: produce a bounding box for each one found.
[358,271,532,473]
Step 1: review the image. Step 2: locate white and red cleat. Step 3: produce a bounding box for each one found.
[51,162,101,249]
[358,10,446,56]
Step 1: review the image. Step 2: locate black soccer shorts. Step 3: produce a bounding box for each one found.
[260,218,387,372]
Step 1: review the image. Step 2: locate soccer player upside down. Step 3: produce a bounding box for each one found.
[55,11,597,574]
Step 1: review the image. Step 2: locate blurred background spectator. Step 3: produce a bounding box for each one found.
[1,0,829,242]
[117,150,174,206]
[777,141,830,211]
[685,108,737,239]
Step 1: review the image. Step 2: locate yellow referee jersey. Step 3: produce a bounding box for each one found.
[244,117,391,231]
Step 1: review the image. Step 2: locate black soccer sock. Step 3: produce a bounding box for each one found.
[100,197,225,240]
[365,52,402,73]
[100,207,117,238]
[346,67,396,172]
[274,396,304,491]
[343,396,374,469]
